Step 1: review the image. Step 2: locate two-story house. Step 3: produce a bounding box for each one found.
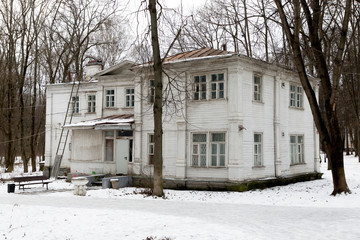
[44,48,320,186]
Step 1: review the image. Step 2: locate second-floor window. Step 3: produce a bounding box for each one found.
[211,73,225,99]
[125,88,135,107]
[87,95,96,113]
[193,72,226,101]
[105,89,115,108]
[253,75,262,102]
[193,75,207,100]
[71,96,79,114]
[290,84,303,108]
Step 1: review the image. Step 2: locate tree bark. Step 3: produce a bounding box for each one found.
[148,0,164,197]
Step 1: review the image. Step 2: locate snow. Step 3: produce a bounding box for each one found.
[64,115,134,128]
[0,154,360,239]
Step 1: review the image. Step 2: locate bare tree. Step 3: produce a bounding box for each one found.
[274,0,352,195]
[148,0,164,197]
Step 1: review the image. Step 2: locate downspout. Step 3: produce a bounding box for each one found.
[273,75,278,178]
[101,85,104,118]
[140,76,143,175]
[184,71,188,180]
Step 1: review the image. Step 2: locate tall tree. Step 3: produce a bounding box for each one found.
[274,0,352,195]
[148,0,164,197]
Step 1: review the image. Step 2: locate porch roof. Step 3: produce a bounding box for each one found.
[63,114,134,130]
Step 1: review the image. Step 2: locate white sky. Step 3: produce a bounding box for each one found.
[127,0,207,15]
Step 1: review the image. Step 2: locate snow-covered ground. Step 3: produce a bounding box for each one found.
[0,154,359,240]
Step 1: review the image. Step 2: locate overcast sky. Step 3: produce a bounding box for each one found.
[126,0,207,18]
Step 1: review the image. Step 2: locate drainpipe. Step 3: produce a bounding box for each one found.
[273,75,279,177]
[101,85,104,118]
[184,71,188,180]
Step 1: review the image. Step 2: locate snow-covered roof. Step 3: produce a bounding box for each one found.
[64,114,134,130]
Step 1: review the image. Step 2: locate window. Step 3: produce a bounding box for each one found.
[191,132,226,167]
[87,95,96,113]
[105,131,114,161]
[211,73,225,99]
[71,96,79,114]
[253,75,262,102]
[254,133,262,166]
[105,89,115,108]
[193,75,207,100]
[117,130,133,137]
[125,88,135,107]
[192,133,207,166]
[148,134,154,164]
[210,133,226,167]
[193,72,226,101]
[290,135,304,164]
[290,85,303,108]
[149,79,155,103]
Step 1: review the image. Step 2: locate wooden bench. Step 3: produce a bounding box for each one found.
[13,176,53,190]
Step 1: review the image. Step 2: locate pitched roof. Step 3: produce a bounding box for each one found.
[163,47,232,63]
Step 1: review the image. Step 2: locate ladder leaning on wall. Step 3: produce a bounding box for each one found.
[51,76,81,179]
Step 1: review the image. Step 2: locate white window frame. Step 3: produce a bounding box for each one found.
[105,89,115,108]
[193,75,207,101]
[125,88,135,107]
[290,84,303,108]
[71,96,79,114]
[192,71,226,101]
[210,133,226,167]
[210,73,225,99]
[191,132,227,167]
[253,133,263,166]
[290,134,304,164]
[191,133,207,167]
[87,94,96,113]
[253,75,262,102]
[148,134,154,164]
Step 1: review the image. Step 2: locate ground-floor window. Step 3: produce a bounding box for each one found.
[148,134,154,164]
[191,132,226,167]
[254,133,262,166]
[290,135,304,164]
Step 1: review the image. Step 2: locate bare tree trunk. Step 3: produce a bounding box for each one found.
[275,0,351,195]
[148,0,164,197]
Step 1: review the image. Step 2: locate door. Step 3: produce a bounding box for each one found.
[115,139,129,174]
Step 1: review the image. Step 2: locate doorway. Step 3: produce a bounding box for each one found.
[115,139,129,174]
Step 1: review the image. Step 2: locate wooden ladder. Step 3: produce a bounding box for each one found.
[51,80,81,179]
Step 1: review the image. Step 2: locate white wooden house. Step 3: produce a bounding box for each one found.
[45,48,320,185]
